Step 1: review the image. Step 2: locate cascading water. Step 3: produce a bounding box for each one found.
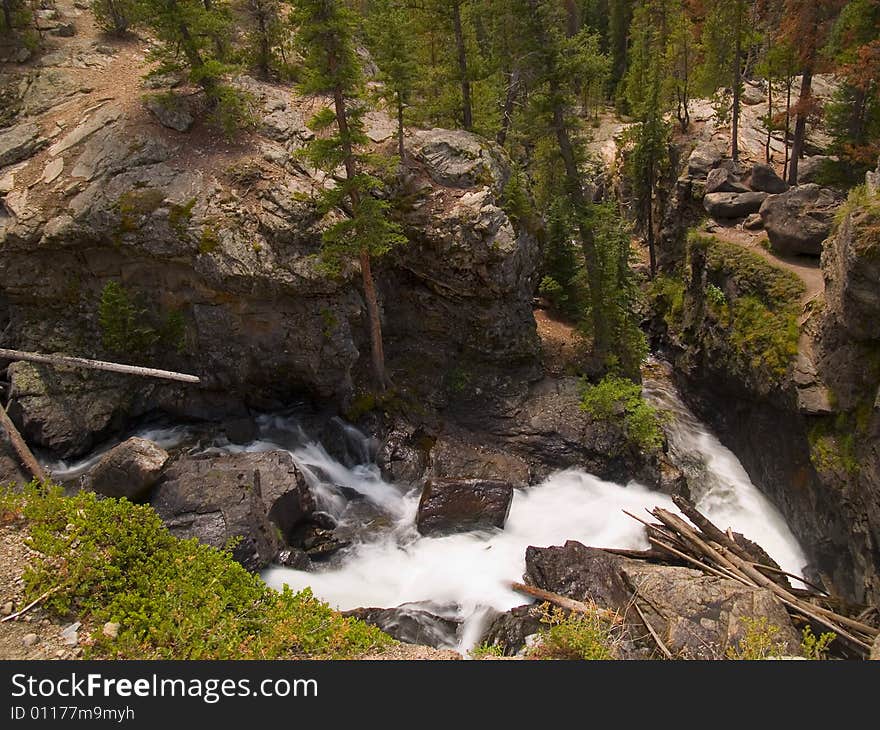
[40,360,809,653]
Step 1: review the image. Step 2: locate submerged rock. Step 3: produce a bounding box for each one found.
[416,478,513,536]
[87,436,169,500]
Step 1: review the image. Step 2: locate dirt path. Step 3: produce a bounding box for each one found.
[707,223,825,310]
[534,305,588,376]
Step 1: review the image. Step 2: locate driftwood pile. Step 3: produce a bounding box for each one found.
[611,495,879,658]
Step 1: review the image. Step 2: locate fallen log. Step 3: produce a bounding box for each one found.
[631,599,673,660]
[0,402,46,482]
[0,349,200,384]
[510,582,621,624]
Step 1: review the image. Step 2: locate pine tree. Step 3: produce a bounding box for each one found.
[365,0,418,159]
[293,0,407,390]
[241,0,286,79]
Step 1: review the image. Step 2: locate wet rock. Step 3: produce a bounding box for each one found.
[428,431,531,487]
[525,541,801,659]
[377,423,433,484]
[481,604,542,655]
[276,547,312,570]
[416,478,513,536]
[151,451,314,571]
[221,417,258,445]
[703,191,768,219]
[144,94,194,133]
[760,184,838,256]
[344,606,460,648]
[87,437,170,500]
[746,163,788,194]
[0,123,48,167]
[289,522,350,558]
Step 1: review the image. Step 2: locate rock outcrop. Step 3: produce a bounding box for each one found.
[524,541,801,659]
[416,478,513,536]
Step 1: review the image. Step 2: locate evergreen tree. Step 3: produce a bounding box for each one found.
[241,0,286,79]
[293,0,407,390]
[365,0,418,159]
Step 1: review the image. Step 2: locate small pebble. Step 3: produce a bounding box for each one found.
[55,649,66,658]
[102,622,120,639]
[22,633,39,647]
[0,602,13,615]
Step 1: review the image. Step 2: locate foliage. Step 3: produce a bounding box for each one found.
[469,642,505,659]
[0,483,392,659]
[91,0,140,35]
[527,604,617,660]
[580,375,665,454]
[800,626,836,660]
[239,0,290,79]
[726,617,788,660]
[809,416,861,476]
[98,281,186,356]
[649,275,686,332]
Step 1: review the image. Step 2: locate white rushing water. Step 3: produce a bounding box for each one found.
[257,362,808,651]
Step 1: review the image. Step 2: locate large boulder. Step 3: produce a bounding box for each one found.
[150,451,314,571]
[687,140,727,178]
[525,541,801,659]
[703,191,768,219]
[409,128,509,190]
[706,167,748,195]
[798,155,836,184]
[746,163,788,194]
[759,184,838,256]
[480,604,542,656]
[0,123,47,168]
[87,437,169,500]
[144,94,194,133]
[416,478,513,536]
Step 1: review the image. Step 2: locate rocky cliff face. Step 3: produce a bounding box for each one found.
[0,56,538,457]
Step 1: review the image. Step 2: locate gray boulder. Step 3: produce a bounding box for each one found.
[410,128,509,191]
[703,191,768,219]
[416,478,514,536]
[88,437,169,500]
[759,184,838,256]
[798,155,836,184]
[151,451,314,571]
[525,541,801,659]
[687,140,727,178]
[0,123,47,168]
[144,94,194,133]
[706,167,749,195]
[747,163,788,194]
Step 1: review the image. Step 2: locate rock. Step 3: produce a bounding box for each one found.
[377,423,433,484]
[525,541,801,659]
[798,155,836,184]
[743,213,764,230]
[48,104,122,155]
[0,169,15,194]
[42,157,64,184]
[15,47,32,64]
[742,81,766,106]
[151,451,314,571]
[344,606,460,648]
[759,184,838,256]
[416,478,513,536]
[221,417,258,445]
[687,140,727,178]
[276,548,312,570]
[705,167,749,195]
[22,633,39,647]
[102,622,120,639]
[51,22,76,37]
[746,163,788,194]
[481,604,542,655]
[144,94,194,132]
[703,191,768,219]
[87,437,170,500]
[0,123,48,167]
[60,622,80,646]
[428,432,531,486]
[871,634,880,660]
[288,522,350,558]
[410,128,508,191]
[1,601,13,615]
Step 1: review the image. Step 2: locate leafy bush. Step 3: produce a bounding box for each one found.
[649,275,686,331]
[528,604,617,660]
[726,617,788,660]
[580,375,665,454]
[0,484,392,659]
[800,626,836,660]
[469,642,505,659]
[207,85,258,139]
[727,295,800,381]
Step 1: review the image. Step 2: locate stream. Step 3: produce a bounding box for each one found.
[42,359,808,653]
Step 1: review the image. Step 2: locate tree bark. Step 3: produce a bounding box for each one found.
[0,349,200,383]
[788,70,812,186]
[731,8,742,165]
[452,1,473,130]
[397,95,405,160]
[2,0,13,33]
[496,67,519,146]
[0,402,47,482]
[359,251,387,390]
[783,79,792,179]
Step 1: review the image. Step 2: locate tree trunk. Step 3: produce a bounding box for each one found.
[731,13,742,165]
[2,0,12,34]
[397,95,405,161]
[788,70,813,186]
[564,0,580,36]
[497,67,519,146]
[452,1,473,130]
[783,79,792,179]
[765,76,773,164]
[647,159,656,278]
[359,251,387,390]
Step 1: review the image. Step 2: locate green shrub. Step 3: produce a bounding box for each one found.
[208,85,258,139]
[727,295,800,381]
[528,604,617,660]
[649,275,686,332]
[580,375,665,454]
[726,617,788,660]
[469,642,505,659]
[0,483,392,659]
[800,626,836,660]
[98,281,188,357]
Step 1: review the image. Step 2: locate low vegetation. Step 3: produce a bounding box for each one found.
[0,484,393,660]
[580,375,665,455]
[725,617,835,661]
[527,604,618,661]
